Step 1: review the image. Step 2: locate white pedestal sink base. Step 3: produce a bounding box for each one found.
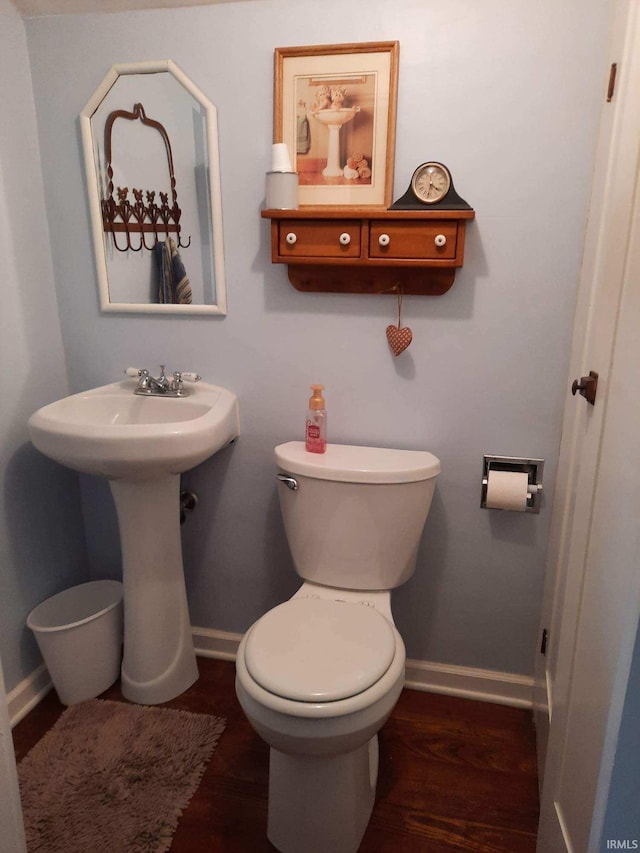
[28,379,240,705]
[312,108,359,179]
[322,123,345,178]
[110,474,198,704]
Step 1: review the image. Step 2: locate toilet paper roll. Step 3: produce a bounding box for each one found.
[271,142,293,172]
[485,470,530,511]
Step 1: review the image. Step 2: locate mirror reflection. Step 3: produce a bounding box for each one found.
[80,61,226,315]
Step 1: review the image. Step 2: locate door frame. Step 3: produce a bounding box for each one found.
[0,658,27,852]
[535,1,640,848]
[533,0,640,769]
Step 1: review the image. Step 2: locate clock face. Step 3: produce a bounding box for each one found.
[411,162,451,204]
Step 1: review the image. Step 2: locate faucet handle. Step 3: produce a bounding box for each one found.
[174,371,201,383]
[124,367,148,378]
[170,371,201,395]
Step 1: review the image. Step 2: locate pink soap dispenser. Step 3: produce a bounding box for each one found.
[305,384,327,453]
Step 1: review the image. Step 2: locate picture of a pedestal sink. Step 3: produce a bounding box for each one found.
[28,378,239,704]
[311,107,360,177]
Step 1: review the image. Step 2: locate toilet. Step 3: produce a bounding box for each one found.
[235,441,440,853]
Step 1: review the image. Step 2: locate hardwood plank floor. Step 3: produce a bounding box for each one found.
[12,657,539,852]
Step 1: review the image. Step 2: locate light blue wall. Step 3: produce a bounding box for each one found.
[23,0,613,676]
[0,0,88,693]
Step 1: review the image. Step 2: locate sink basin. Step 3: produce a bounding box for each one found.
[28,379,239,480]
[28,378,239,706]
[311,107,360,128]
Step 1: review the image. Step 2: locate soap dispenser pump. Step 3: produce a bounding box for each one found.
[305,384,327,454]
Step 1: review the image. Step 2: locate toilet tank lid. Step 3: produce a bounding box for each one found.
[275,441,441,484]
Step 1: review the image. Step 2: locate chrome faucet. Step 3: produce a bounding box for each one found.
[124,366,202,397]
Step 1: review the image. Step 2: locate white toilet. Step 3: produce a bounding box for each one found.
[235,441,440,853]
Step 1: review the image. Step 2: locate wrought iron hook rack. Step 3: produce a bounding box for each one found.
[101,102,191,252]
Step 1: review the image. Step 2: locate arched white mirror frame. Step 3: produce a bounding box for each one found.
[80,59,227,315]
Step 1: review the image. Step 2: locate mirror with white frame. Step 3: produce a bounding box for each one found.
[80,60,226,314]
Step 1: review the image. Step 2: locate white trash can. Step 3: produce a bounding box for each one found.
[27,580,124,705]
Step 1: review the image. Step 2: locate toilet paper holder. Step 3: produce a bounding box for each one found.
[481,455,544,513]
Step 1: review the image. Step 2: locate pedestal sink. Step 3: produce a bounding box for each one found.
[311,107,360,177]
[28,379,239,704]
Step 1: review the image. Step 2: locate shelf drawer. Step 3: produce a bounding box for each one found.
[369,221,458,260]
[278,220,361,259]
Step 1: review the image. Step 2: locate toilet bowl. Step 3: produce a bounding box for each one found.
[235,588,406,853]
[235,442,440,853]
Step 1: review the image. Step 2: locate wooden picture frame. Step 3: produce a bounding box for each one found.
[274,42,399,208]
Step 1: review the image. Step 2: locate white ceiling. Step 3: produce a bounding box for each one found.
[11,0,239,17]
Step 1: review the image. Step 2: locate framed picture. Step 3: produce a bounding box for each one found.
[274,41,399,208]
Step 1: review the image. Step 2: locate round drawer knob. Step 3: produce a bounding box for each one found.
[339,232,351,246]
[378,233,390,247]
[285,232,297,245]
[434,234,447,247]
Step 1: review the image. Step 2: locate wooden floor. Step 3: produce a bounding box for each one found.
[12,657,539,852]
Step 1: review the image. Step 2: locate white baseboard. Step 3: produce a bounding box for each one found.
[404,658,533,708]
[7,629,533,724]
[7,664,52,728]
[193,627,534,709]
[194,626,242,662]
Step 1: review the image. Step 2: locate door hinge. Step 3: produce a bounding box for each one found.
[540,628,549,656]
[607,63,617,102]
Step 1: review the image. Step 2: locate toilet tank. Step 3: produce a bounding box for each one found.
[275,442,441,591]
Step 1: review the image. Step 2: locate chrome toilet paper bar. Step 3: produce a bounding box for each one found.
[480,455,544,513]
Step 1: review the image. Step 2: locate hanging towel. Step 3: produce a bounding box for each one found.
[153,237,193,304]
[297,114,311,155]
[167,237,193,304]
[153,240,172,304]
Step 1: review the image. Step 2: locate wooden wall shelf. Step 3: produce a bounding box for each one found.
[262,207,475,295]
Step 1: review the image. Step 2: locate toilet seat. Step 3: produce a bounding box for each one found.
[244,598,396,703]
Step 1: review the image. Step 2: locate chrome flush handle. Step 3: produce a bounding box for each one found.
[276,474,299,491]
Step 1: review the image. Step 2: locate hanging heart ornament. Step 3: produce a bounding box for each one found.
[386,289,413,356]
[386,324,413,356]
